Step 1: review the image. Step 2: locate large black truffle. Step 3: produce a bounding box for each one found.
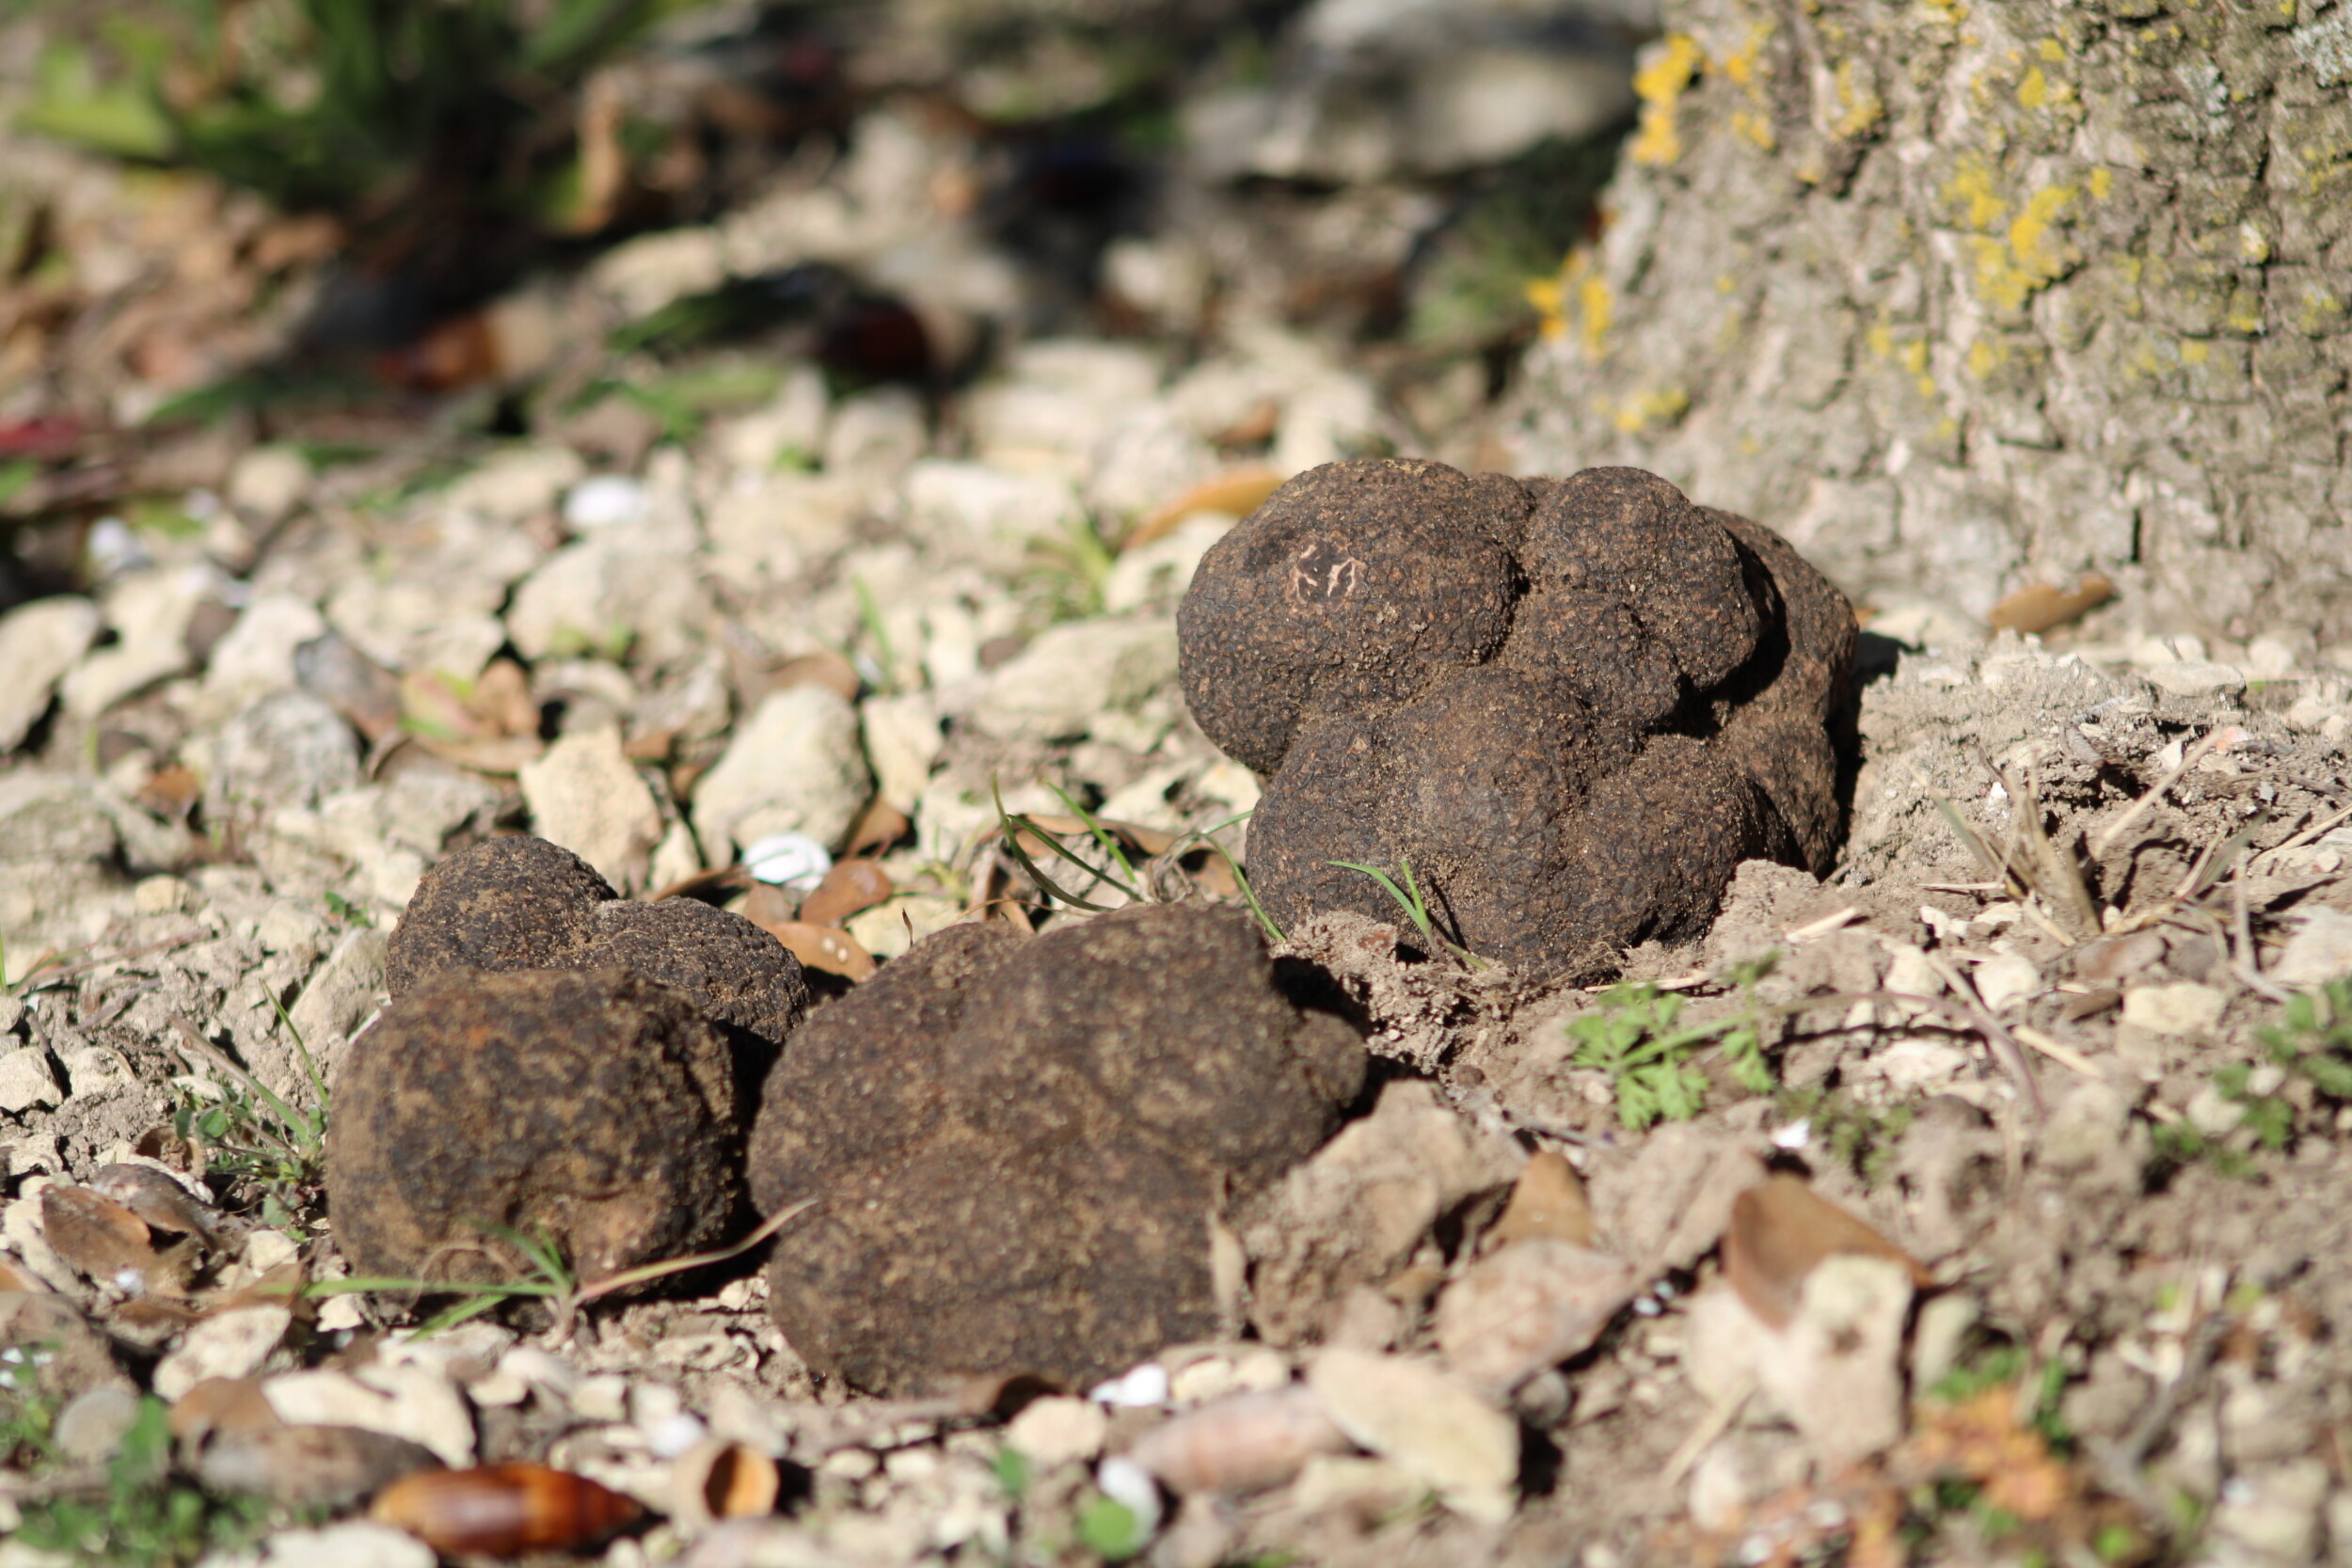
[1178,461,1855,974]
[747,903,1366,1394]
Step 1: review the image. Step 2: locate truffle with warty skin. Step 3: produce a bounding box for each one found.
[1177,460,1855,975]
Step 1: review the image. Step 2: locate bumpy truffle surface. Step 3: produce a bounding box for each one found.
[326,969,740,1282]
[385,835,808,1052]
[748,903,1365,1394]
[1178,461,1856,975]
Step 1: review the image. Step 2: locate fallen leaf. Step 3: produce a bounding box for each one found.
[1986,574,2114,635]
[1487,1149,1594,1249]
[768,650,862,704]
[199,1422,443,1512]
[845,799,911,860]
[1127,467,1284,550]
[761,920,878,981]
[40,1184,169,1292]
[410,733,548,776]
[800,859,893,927]
[135,763,200,822]
[169,1375,282,1445]
[1127,1386,1351,1496]
[1723,1173,1926,1332]
[88,1164,222,1243]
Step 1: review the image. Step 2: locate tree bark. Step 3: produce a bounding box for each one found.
[1505,0,2352,647]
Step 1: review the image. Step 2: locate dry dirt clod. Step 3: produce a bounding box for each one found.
[1177,459,1856,976]
[747,903,1366,1395]
[326,968,743,1286]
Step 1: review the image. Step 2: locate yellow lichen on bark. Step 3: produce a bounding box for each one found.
[1629,34,1706,166]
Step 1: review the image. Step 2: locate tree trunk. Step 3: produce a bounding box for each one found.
[1504,0,2352,649]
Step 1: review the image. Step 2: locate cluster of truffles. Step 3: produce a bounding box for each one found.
[1178,460,1857,974]
[329,840,1364,1395]
[329,463,1850,1379]
[327,837,808,1285]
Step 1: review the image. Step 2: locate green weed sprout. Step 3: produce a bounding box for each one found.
[991,786,1286,942]
[12,1393,271,1566]
[294,1201,813,1340]
[1568,955,1780,1129]
[1327,855,1485,967]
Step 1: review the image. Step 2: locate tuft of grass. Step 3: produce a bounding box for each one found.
[1019,515,1118,627]
[168,1015,329,1229]
[1568,956,1779,1129]
[10,1392,273,1567]
[1327,855,1485,967]
[990,788,1284,942]
[294,1200,814,1339]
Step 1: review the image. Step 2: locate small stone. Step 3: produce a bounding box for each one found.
[2121,982,2226,1038]
[0,1050,63,1114]
[1436,1241,1634,1398]
[2270,908,2352,988]
[1005,1396,1108,1469]
[61,566,219,719]
[1306,1349,1518,1524]
[227,445,314,523]
[205,689,361,817]
[970,617,1180,742]
[154,1306,294,1402]
[245,1229,300,1274]
[564,476,648,530]
[861,691,945,811]
[2185,1083,2247,1138]
[445,445,585,520]
[691,685,872,859]
[288,928,389,1085]
[203,594,329,709]
[713,364,829,473]
[2209,1458,2328,1562]
[1970,952,2041,1014]
[0,597,102,751]
[1781,1254,1912,1464]
[133,876,189,915]
[258,1520,436,1568]
[901,461,1087,573]
[518,726,663,893]
[741,832,831,888]
[52,1386,143,1463]
[263,1366,475,1467]
[506,522,711,669]
[2140,659,2247,699]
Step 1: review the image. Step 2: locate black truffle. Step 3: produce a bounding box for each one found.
[1177,460,1855,974]
[326,969,741,1283]
[385,835,808,1053]
[747,904,1365,1394]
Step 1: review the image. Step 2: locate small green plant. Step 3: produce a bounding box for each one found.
[2257,980,2352,1100]
[1327,855,1484,966]
[1020,515,1118,627]
[1773,1086,1915,1186]
[1075,1492,1147,1560]
[322,890,373,928]
[851,577,903,695]
[990,786,1284,942]
[990,1445,1031,1499]
[1568,956,1779,1129]
[297,1200,813,1339]
[168,1006,331,1227]
[12,1394,273,1566]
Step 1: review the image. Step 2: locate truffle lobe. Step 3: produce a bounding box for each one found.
[384,836,616,996]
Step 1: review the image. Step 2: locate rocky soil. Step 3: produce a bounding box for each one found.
[7,5,2352,1567]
